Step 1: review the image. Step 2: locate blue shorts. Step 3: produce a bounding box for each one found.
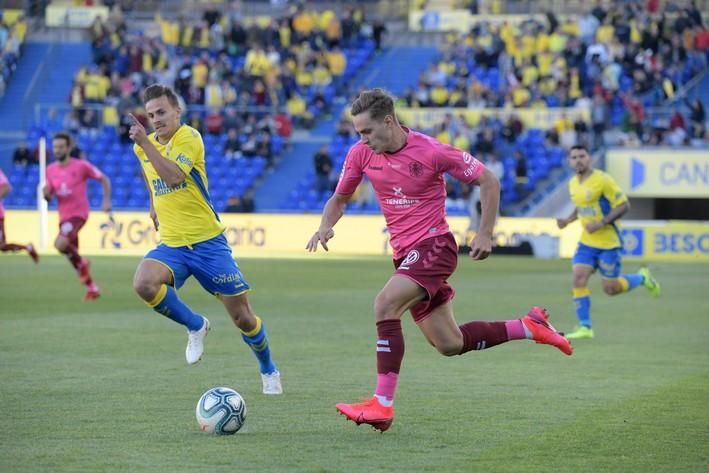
[145,234,250,296]
[572,242,622,279]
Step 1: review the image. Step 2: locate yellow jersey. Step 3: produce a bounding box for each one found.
[569,170,628,249]
[134,125,225,247]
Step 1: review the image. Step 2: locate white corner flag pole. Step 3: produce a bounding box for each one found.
[37,136,48,249]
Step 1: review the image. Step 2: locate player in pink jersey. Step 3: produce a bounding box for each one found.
[43,133,112,301]
[306,89,572,432]
[0,168,39,262]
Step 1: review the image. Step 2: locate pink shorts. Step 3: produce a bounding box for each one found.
[59,216,87,248]
[393,232,458,323]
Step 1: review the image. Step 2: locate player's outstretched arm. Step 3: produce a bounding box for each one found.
[586,201,630,233]
[469,168,499,261]
[128,113,185,187]
[100,174,112,213]
[557,209,578,229]
[602,201,630,225]
[306,192,350,252]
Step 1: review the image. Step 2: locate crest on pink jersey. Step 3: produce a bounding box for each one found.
[408,162,423,177]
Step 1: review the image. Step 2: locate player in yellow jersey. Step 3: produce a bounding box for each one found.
[128,84,282,394]
[557,145,660,340]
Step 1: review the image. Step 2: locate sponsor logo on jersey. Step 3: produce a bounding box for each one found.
[152,178,187,196]
[384,186,419,208]
[211,272,244,286]
[175,153,193,167]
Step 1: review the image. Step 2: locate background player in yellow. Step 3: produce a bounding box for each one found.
[557,145,660,340]
[128,84,282,394]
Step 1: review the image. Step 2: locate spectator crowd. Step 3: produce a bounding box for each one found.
[0,10,26,97]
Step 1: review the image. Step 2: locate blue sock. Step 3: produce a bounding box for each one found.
[573,287,592,328]
[241,316,277,374]
[619,273,644,292]
[149,284,204,331]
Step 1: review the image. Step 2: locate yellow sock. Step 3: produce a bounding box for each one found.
[241,315,262,337]
[146,284,168,307]
[618,277,630,293]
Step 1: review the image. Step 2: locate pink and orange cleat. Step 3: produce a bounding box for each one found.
[336,397,394,432]
[27,244,39,263]
[522,306,573,356]
[84,282,100,302]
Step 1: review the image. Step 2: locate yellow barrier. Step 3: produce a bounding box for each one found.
[619,222,709,262]
[606,149,709,198]
[3,211,387,257]
[397,107,590,130]
[2,211,571,258]
[3,211,706,262]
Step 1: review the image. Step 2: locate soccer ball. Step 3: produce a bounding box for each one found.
[196,387,246,435]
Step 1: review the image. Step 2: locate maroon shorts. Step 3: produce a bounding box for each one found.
[0,218,5,244]
[59,216,87,248]
[393,232,459,323]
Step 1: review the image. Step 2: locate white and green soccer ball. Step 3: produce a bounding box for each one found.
[196,387,246,435]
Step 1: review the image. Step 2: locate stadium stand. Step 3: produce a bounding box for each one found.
[6,3,376,213]
[1,0,707,217]
[0,9,27,98]
[280,107,569,214]
[406,7,707,111]
[390,4,707,211]
[281,4,708,214]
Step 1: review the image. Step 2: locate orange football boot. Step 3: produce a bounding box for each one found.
[522,306,573,356]
[336,397,394,432]
[83,283,100,302]
[27,244,39,263]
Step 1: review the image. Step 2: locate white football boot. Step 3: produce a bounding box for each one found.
[261,370,283,395]
[185,317,210,364]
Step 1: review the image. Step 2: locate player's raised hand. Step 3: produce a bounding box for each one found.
[469,233,492,261]
[128,113,148,146]
[306,228,335,252]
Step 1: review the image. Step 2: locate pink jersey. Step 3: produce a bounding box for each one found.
[336,127,485,258]
[46,158,104,222]
[0,168,8,219]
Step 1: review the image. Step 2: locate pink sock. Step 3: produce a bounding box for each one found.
[504,319,527,340]
[375,372,399,401]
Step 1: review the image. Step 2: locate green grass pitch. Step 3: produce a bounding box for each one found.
[1,254,707,473]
